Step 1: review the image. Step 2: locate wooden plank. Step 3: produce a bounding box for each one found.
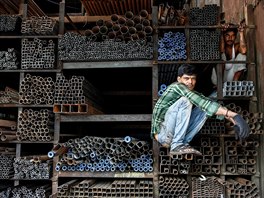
[0,119,17,128]
[59,1,65,35]
[50,15,153,23]
[63,60,153,69]
[60,114,152,122]
[59,171,153,178]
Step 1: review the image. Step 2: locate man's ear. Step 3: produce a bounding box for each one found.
[177,76,181,82]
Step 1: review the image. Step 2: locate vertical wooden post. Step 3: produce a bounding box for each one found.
[59,0,65,35]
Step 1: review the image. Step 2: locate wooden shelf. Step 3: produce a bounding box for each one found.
[60,114,152,122]
[62,60,153,69]
[0,35,59,39]
[0,69,61,73]
[156,25,255,29]
[58,171,154,178]
[154,60,254,65]
[0,104,54,108]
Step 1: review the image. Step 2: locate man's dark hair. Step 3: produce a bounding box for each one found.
[177,64,197,77]
[223,23,238,35]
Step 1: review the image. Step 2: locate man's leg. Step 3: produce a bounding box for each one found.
[183,107,208,145]
[157,97,192,150]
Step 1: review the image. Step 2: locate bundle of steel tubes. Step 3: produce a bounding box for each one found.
[225,177,260,197]
[158,84,167,96]
[59,32,153,61]
[21,16,58,35]
[0,185,51,198]
[0,128,17,142]
[19,74,54,105]
[223,81,255,97]
[0,15,21,32]
[57,179,153,198]
[191,137,222,175]
[224,138,258,175]
[54,74,87,105]
[13,157,50,179]
[158,64,178,85]
[192,176,225,197]
[159,176,189,197]
[225,103,263,134]
[0,155,14,179]
[0,48,19,70]
[17,109,54,142]
[190,29,221,60]
[49,136,153,173]
[159,146,191,174]
[199,118,225,134]
[0,86,19,104]
[189,4,220,26]
[21,38,55,69]
[84,10,152,43]
[158,31,187,61]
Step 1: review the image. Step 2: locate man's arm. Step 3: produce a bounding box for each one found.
[238,23,247,54]
[215,106,237,123]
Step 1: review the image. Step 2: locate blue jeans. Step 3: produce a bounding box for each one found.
[157,97,207,151]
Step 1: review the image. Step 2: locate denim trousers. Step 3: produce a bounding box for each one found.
[157,97,208,151]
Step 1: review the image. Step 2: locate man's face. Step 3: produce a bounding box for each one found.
[224,31,236,46]
[177,74,197,90]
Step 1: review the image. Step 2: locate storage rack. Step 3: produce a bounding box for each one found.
[0,1,262,198]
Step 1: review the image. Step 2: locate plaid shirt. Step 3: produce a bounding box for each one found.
[151,82,221,137]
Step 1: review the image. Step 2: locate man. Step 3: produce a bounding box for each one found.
[211,22,247,85]
[151,64,249,156]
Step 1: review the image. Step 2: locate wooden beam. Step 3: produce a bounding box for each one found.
[63,60,153,69]
[60,114,152,122]
[51,15,152,23]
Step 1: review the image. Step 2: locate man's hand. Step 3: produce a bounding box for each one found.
[233,114,250,142]
[238,21,246,33]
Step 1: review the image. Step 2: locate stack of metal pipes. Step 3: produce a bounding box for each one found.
[0,15,21,32]
[225,177,260,197]
[84,10,152,43]
[17,109,54,141]
[21,38,55,69]
[0,48,19,70]
[159,146,191,174]
[0,86,19,104]
[191,137,222,175]
[0,155,14,179]
[199,118,225,135]
[223,81,255,97]
[158,31,187,61]
[0,127,17,142]
[224,139,259,175]
[192,176,224,197]
[189,4,220,26]
[13,157,50,179]
[0,185,51,198]
[57,179,153,198]
[225,103,263,134]
[159,176,189,198]
[49,136,153,173]
[58,32,153,61]
[54,74,87,105]
[158,64,178,85]
[190,29,221,60]
[19,74,54,105]
[21,16,58,35]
